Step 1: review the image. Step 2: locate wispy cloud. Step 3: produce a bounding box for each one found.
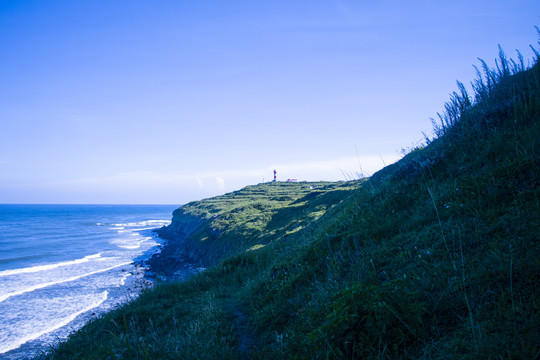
[39,153,401,191]
[216,177,225,190]
[1,154,401,204]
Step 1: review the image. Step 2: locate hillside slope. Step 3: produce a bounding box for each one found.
[149,181,361,278]
[46,47,539,359]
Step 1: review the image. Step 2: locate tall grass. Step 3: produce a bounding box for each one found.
[431,29,539,144]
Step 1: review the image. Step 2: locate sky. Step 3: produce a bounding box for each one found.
[0,0,539,204]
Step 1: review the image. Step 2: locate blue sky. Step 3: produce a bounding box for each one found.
[0,1,539,204]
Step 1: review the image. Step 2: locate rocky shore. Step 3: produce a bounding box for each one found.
[140,229,206,283]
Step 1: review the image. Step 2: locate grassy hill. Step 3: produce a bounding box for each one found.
[43,43,539,359]
[149,181,361,278]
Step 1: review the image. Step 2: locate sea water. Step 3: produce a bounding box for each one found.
[0,204,177,359]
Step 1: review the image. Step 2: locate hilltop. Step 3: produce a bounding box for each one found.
[44,44,539,359]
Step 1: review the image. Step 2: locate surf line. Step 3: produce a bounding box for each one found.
[0,291,109,355]
[0,253,103,277]
[0,261,132,303]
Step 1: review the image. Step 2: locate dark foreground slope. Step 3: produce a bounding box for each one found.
[45,49,539,359]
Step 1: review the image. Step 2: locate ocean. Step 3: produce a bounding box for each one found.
[0,204,178,359]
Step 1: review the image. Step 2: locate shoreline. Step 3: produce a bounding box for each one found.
[143,229,206,282]
[1,262,153,360]
[1,235,163,360]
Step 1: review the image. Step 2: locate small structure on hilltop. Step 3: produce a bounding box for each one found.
[273,169,277,182]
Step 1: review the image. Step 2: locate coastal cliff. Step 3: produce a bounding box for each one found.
[149,181,360,278]
[45,48,539,359]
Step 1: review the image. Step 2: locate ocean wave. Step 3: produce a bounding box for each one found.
[118,273,131,286]
[116,245,141,250]
[0,291,108,355]
[0,253,102,277]
[142,220,171,226]
[0,262,131,303]
[113,220,170,228]
[0,254,47,265]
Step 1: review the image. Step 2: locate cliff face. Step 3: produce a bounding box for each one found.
[162,208,207,240]
[148,209,208,278]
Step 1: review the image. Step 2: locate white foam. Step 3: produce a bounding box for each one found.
[113,220,170,228]
[96,256,118,261]
[117,245,140,250]
[0,262,131,303]
[0,253,102,277]
[0,291,109,355]
[118,273,131,286]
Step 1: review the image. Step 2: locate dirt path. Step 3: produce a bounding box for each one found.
[230,304,255,359]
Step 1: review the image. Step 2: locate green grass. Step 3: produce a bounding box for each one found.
[150,181,360,277]
[42,37,539,359]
